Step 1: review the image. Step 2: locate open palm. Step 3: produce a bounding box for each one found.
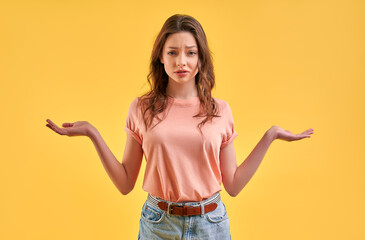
[271,125,314,142]
[46,119,94,137]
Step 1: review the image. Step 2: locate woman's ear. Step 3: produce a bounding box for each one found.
[160,57,164,64]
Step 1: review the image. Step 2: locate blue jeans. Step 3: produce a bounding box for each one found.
[138,192,231,240]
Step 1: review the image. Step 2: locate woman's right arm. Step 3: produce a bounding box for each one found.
[89,128,143,195]
[46,119,143,195]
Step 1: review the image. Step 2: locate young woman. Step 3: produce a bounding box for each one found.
[46,14,314,240]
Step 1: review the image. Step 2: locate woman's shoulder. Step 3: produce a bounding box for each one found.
[126,97,145,118]
[127,97,139,110]
[129,96,147,108]
[213,97,228,105]
[213,97,231,111]
[128,96,150,115]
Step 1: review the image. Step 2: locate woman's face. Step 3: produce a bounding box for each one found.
[160,31,199,86]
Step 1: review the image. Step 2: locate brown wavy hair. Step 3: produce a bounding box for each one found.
[138,14,220,132]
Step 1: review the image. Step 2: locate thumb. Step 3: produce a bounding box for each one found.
[62,123,74,128]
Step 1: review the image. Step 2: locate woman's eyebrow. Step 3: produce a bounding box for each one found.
[167,45,197,49]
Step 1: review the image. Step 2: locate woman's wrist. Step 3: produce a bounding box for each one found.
[266,126,278,142]
[87,125,99,140]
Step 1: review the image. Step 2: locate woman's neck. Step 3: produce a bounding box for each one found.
[166,78,198,99]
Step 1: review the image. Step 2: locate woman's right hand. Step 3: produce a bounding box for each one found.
[46,119,96,137]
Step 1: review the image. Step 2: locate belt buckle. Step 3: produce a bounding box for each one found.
[167,203,177,215]
[168,204,189,216]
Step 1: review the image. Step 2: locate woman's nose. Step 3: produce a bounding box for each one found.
[176,55,187,67]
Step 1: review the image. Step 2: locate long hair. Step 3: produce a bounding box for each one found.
[138,14,219,132]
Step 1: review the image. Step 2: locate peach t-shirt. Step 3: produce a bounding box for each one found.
[124,96,238,202]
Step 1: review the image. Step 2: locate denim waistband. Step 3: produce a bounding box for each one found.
[147,192,221,209]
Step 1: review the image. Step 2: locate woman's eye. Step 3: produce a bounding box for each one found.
[167,51,175,55]
[189,51,197,55]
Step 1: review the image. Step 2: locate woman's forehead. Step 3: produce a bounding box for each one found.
[164,32,197,48]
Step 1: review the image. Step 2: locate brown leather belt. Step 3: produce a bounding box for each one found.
[157,202,217,216]
[147,193,221,216]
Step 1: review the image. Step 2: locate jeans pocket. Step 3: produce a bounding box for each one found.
[205,201,228,223]
[141,202,165,224]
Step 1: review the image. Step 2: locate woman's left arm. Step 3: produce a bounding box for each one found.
[220,126,314,197]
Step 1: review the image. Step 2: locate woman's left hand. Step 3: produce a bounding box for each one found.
[269,126,314,142]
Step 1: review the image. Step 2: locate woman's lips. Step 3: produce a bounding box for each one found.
[175,72,189,77]
[175,70,189,77]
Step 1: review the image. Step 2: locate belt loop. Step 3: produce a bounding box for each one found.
[200,202,205,217]
[167,202,171,217]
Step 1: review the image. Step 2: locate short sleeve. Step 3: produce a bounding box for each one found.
[124,98,143,145]
[220,102,238,149]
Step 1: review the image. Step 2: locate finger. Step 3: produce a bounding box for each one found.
[46,123,66,135]
[299,135,311,139]
[301,129,314,135]
[46,124,61,135]
[46,124,54,131]
[46,119,59,128]
[46,119,55,124]
[306,131,314,136]
[46,119,69,135]
[62,123,74,128]
[46,124,60,135]
[306,128,314,133]
[300,136,311,140]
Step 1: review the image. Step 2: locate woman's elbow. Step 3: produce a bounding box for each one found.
[227,190,239,197]
[119,183,135,195]
[225,186,239,197]
[120,188,134,195]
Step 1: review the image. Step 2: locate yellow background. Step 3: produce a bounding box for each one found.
[1,0,364,239]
